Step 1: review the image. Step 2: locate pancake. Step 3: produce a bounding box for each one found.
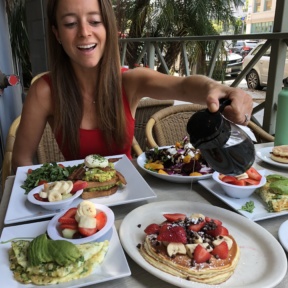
[271,145,288,164]
[139,213,240,285]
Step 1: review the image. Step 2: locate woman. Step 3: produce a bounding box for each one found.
[12,0,253,170]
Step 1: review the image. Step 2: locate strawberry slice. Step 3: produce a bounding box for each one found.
[163,213,186,222]
[78,227,97,237]
[60,223,78,230]
[221,175,237,184]
[206,225,229,237]
[211,241,229,259]
[71,180,88,193]
[246,167,262,181]
[95,211,107,231]
[188,221,206,232]
[205,217,222,227]
[144,223,160,235]
[33,193,48,202]
[58,208,78,225]
[157,226,187,243]
[193,244,211,263]
[244,178,260,185]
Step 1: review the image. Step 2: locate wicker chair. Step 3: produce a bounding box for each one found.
[134,98,174,152]
[145,104,206,148]
[247,120,275,143]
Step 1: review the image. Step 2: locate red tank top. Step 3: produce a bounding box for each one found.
[42,70,134,160]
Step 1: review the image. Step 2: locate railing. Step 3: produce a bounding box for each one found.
[119,32,288,134]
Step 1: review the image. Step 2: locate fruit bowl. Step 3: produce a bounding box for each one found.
[47,203,115,244]
[212,170,266,199]
[27,183,83,211]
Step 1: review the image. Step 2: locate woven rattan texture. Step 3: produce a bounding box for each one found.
[135,98,174,150]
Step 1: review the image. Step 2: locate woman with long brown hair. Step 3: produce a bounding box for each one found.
[12,0,253,170]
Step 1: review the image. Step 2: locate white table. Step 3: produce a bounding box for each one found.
[0,142,287,288]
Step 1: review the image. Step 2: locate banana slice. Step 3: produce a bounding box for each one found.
[167,243,186,257]
[57,181,69,194]
[39,191,48,199]
[48,181,62,192]
[48,190,63,202]
[75,200,97,222]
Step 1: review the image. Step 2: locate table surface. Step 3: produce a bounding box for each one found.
[0,142,287,288]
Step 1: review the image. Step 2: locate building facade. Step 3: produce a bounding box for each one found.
[246,0,276,33]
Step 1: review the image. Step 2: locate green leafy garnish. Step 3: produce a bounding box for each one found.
[239,200,255,213]
[21,162,81,194]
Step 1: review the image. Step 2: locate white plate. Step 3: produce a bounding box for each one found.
[0,221,131,288]
[256,146,288,168]
[278,220,288,252]
[119,201,287,288]
[5,155,156,225]
[198,178,288,221]
[137,147,213,183]
[27,184,83,210]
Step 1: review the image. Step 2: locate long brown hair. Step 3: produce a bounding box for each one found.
[46,0,126,159]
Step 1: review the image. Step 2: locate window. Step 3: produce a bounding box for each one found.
[254,0,261,12]
[264,0,272,11]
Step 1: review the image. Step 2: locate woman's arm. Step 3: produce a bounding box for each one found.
[12,78,53,171]
[123,67,253,125]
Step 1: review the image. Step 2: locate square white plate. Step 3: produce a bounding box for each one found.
[198,178,288,221]
[0,221,131,288]
[5,155,156,225]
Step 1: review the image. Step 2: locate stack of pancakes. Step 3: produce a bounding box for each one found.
[139,214,240,285]
[271,145,288,164]
[140,235,239,284]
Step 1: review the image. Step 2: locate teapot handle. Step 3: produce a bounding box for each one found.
[219,98,232,113]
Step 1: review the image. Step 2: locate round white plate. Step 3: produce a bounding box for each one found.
[119,201,287,288]
[137,148,213,183]
[27,183,83,211]
[256,146,288,168]
[278,220,288,252]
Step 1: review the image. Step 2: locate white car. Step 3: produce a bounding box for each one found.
[242,42,288,90]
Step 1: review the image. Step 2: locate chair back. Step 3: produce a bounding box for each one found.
[134,98,174,151]
[247,121,274,143]
[146,104,206,148]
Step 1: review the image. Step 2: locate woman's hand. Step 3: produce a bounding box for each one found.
[205,83,253,126]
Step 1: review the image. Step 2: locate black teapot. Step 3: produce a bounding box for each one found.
[186,99,255,175]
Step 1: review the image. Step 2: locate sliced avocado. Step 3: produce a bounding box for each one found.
[48,240,81,266]
[270,180,288,195]
[28,234,50,266]
[266,174,288,183]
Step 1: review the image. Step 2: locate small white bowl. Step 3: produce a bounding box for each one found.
[212,170,266,199]
[47,203,115,244]
[27,184,83,211]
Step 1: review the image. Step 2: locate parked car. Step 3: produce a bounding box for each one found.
[206,49,243,77]
[231,40,258,55]
[242,42,288,90]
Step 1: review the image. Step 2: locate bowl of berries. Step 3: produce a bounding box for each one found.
[212,167,266,199]
[47,200,115,244]
[27,180,86,211]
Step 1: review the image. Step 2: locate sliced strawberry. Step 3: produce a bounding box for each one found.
[60,207,77,219]
[33,193,48,202]
[58,217,78,225]
[157,226,187,243]
[38,180,48,186]
[59,223,78,230]
[205,217,222,227]
[95,211,107,231]
[144,223,160,235]
[206,225,229,237]
[71,180,88,193]
[221,175,237,184]
[159,223,172,234]
[27,168,33,174]
[163,213,186,222]
[246,167,262,181]
[58,163,65,168]
[232,179,246,186]
[193,244,211,263]
[211,241,229,259]
[188,221,206,232]
[243,178,260,185]
[78,227,97,237]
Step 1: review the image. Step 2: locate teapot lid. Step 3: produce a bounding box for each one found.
[186,99,231,148]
